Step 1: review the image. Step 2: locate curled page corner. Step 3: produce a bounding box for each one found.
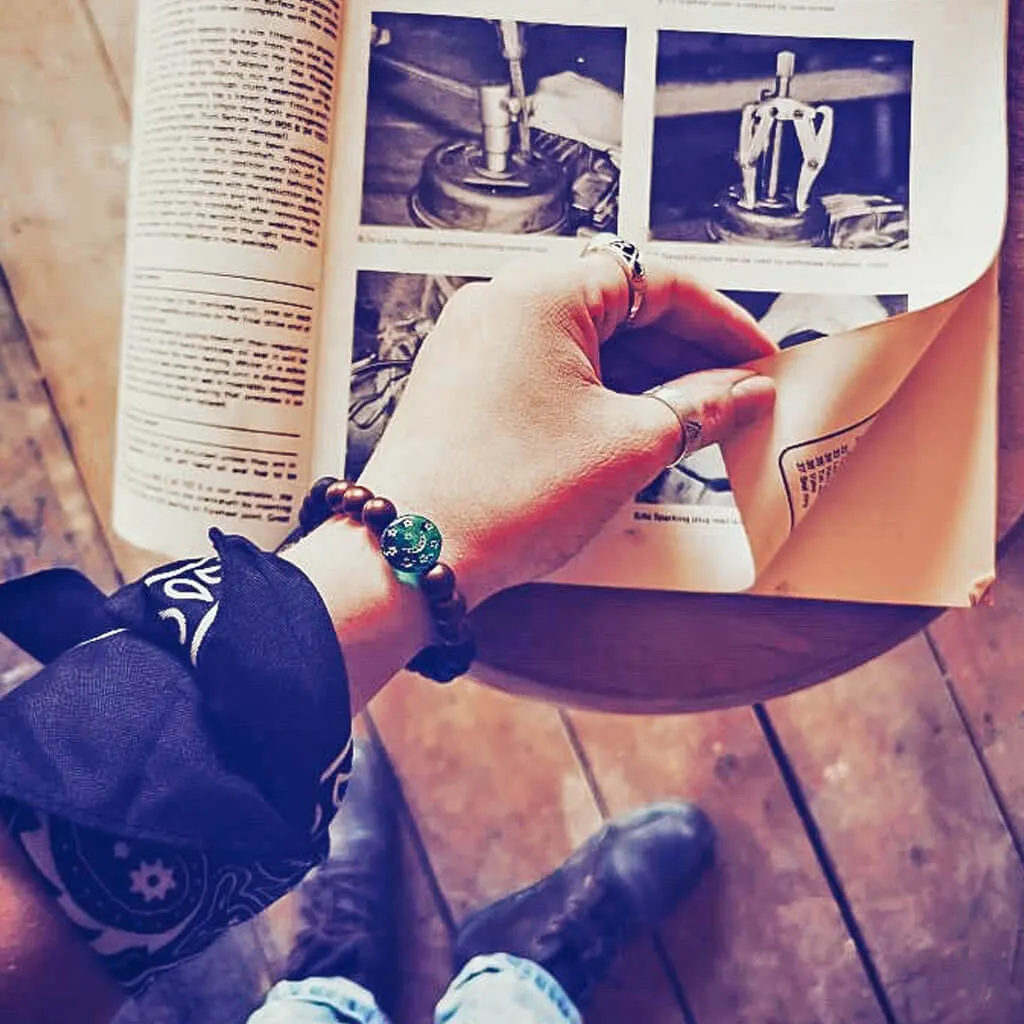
[728,264,999,608]
[721,288,968,579]
[969,574,998,609]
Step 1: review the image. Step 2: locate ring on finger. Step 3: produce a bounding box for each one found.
[645,387,704,466]
[579,233,647,325]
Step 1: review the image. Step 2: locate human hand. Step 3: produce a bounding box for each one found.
[529,71,625,155]
[358,252,777,608]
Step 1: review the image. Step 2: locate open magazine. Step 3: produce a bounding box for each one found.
[113,0,1007,608]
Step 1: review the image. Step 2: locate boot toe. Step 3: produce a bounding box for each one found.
[604,801,715,922]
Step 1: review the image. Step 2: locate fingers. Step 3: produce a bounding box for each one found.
[632,258,778,364]
[486,251,633,358]
[625,368,777,476]
[484,249,777,375]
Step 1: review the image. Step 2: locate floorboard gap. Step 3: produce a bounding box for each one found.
[923,628,1024,866]
[558,707,700,1024]
[753,703,899,1024]
[651,930,699,1024]
[364,710,458,937]
[558,707,610,818]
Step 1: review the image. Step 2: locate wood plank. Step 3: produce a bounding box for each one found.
[84,0,136,103]
[568,708,886,1024]
[0,271,118,599]
[928,533,1024,845]
[369,672,691,1024]
[767,635,1024,1022]
[0,0,153,577]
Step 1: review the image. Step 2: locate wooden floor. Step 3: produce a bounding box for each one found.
[4,253,1024,1024]
[2,1,1024,1021]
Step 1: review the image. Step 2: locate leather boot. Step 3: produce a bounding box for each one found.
[453,802,714,1008]
[284,739,400,1012]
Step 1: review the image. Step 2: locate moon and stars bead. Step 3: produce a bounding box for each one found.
[380,515,444,576]
[293,476,474,682]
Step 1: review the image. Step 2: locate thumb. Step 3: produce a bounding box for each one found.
[624,368,777,477]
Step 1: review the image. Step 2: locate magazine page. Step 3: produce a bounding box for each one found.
[309,0,1006,604]
[112,0,345,557]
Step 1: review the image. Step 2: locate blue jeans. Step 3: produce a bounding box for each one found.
[245,953,582,1024]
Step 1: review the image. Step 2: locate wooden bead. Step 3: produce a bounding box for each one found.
[310,476,339,505]
[362,497,398,536]
[437,617,473,646]
[406,635,476,683]
[421,563,457,602]
[432,592,467,625]
[440,635,477,673]
[341,486,374,521]
[324,480,352,514]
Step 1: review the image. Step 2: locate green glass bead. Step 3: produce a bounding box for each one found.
[380,515,443,576]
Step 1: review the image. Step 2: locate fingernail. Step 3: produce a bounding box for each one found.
[731,374,776,427]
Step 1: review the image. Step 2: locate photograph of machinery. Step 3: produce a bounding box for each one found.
[649,33,913,249]
[345,272,906,509]
[360,14,626,236]
[345,271,483,481]
[636,291,908,507]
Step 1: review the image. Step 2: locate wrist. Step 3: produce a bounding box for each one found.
[281,516,434,711]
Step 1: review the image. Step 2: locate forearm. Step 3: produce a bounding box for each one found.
[0,828,123,1024]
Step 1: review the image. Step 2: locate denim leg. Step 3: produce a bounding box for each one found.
[244,977,392,1024]
[435,954,582,1024]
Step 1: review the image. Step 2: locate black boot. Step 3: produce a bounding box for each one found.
[452,802,714,1008]
[284,739,400,1012]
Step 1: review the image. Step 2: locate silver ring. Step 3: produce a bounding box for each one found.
[645,388,703,466]
[580,233,647,324]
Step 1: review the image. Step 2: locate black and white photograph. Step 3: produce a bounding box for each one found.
[649,33,913,250]
[345,271,483,481]
[361,14,626,236]
[635,291,908,507]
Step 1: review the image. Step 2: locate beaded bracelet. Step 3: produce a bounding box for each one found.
[294,476,475,684]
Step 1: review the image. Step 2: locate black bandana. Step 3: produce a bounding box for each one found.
[0,530,353,990]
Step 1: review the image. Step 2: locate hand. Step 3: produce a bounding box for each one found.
[358,251,778,608]
[530,72,625,154]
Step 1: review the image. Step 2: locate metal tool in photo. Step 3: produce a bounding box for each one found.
[709,51,834,247]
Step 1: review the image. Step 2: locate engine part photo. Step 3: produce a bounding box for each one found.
[649,33,913,250]
[708,52,834,247]
[361,16,625,237]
